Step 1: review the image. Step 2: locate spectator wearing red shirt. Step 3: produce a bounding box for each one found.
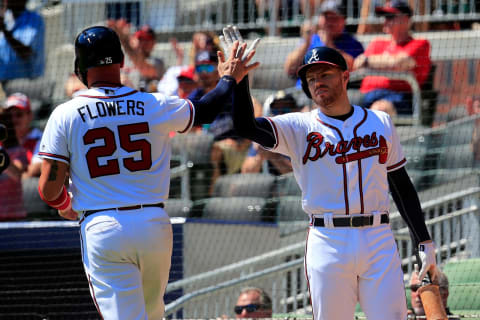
[353,0,431,116]
[4,93,43,177]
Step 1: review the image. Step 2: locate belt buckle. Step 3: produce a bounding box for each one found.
[350,216,365,227]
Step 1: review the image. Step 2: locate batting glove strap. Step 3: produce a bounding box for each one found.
[38,185,71,210]
[418,241,436,282]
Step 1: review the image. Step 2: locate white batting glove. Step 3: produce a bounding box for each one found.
[418,241,437,282]
[219,25,261,61]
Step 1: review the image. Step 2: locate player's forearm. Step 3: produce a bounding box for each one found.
[232,77,275,148]
[270,156,293,174]
[38,159,68,201]
[388,167,431,245]
[367,53,415,71]
[192,75,236,125]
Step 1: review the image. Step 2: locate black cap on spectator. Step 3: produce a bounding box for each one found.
[319,0,346,16]
[375,0,413,17]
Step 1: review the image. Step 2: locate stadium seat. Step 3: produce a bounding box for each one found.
[271,196,306,222]
[437,144,474,169]
[419,64,438,127]
[171,132,215,200]
[22,177,57,220]
[164,198,193,218]
[275,172,302,197]
[212,173,276,198]
[448,283,480,311]
[171,132,214,165]
[440,120,475,146]
[443,258,480,284]
[191,196,271,222]
[3,78,55,127]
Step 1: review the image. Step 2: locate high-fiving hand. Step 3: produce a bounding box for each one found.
[219,25,261,61]
[216,25,261,83]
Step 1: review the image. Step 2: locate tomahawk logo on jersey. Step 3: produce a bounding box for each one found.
[266,105,405,215]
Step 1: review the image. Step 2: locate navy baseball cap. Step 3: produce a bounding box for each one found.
[297,46,347,79]
[375,0,413,17]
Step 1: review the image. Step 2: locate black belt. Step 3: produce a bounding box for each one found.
[83,203,164,219]
[311,213,389,228]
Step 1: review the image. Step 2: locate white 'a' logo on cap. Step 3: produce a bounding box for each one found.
[307,49,320,64]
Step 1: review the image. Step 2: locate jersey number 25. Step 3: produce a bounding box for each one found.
[83,122,152,178]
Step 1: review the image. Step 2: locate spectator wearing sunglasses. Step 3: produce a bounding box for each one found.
[234,287,272,318]
[408,266,460,320]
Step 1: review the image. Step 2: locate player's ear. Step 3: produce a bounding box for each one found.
[342,70,349,87]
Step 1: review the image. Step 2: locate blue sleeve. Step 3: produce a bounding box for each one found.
[191,76,236,125]
[232,77,276,148]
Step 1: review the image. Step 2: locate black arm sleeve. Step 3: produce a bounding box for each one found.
[232,77,276,148]
[192,76,236,126]
[388,166,431,245]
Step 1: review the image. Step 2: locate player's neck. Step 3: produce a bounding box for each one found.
[87,65,122,88]
[318,96,352,118]
[90,81,123,88]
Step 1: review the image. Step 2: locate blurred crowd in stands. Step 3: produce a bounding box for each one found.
[0,0,479,221]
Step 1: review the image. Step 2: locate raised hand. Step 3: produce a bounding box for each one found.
[219,25,261,61]
[217,26,260,83]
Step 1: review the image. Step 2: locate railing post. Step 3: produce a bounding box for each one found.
[464,195,480,257]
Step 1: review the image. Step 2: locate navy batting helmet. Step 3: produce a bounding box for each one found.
[74,26,124,86]
[297,47,347,99]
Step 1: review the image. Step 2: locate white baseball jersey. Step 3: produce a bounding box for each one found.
[39,86,194,211]
[266,105,405,215]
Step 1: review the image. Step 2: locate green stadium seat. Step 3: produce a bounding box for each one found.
[443,258,480,284]
[448,283,480,311]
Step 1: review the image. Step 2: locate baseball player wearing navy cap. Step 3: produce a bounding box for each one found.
[37,25,258,319]
[223,24,437,320]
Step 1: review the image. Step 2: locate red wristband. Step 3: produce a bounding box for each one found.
[38,185,71,210]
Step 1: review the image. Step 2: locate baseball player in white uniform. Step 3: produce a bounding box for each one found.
[37,26,258,319]
[222,26,437,320]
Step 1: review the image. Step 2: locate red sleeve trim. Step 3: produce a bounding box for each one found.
[387,158,406,171]
[38,152,70,162]
[177,99,194,134]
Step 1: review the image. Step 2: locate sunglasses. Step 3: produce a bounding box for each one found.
[411,283,447,293]
[234,304,262,315]
[410,284,421,292]
[195,64,216,73]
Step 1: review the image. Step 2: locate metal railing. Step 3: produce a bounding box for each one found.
[49,0,480,39]
[164,186,480,318]
[349,69,423,126]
